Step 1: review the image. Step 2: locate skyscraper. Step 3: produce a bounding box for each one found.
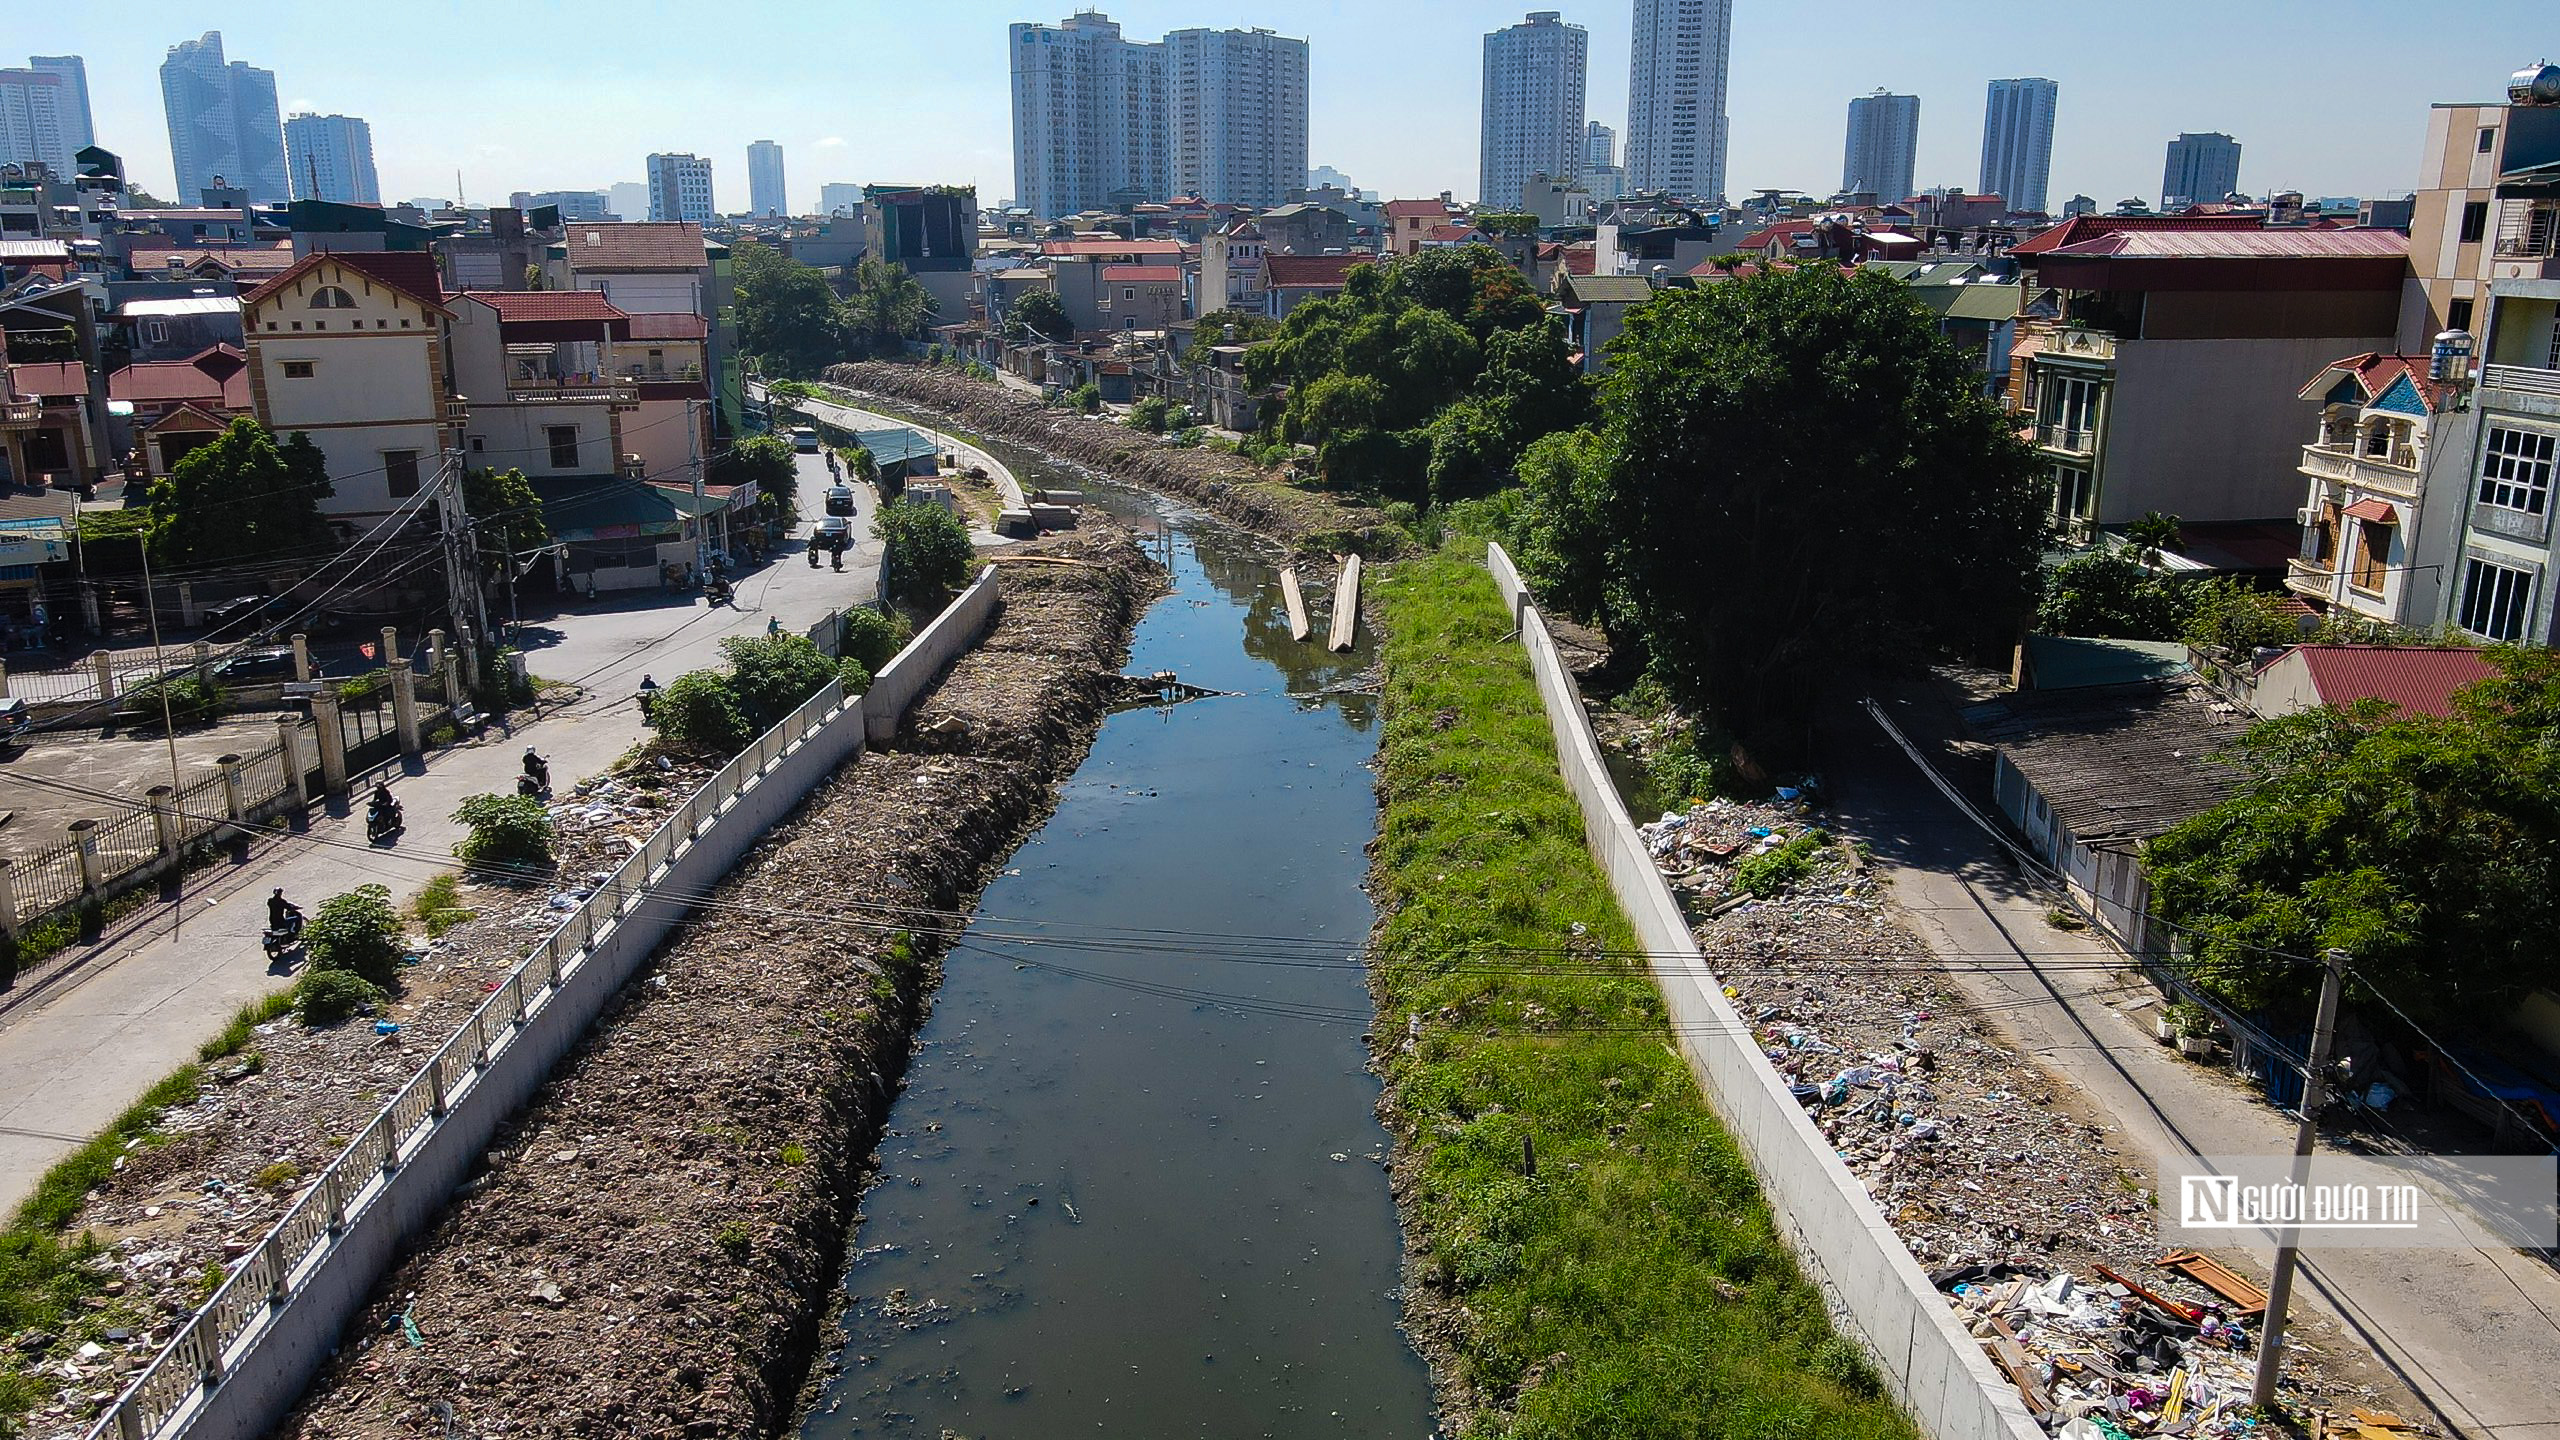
[1480,12,1587,210]
[1585,119,1615,171]
[818,182,863,217]
[608,182,649,221]
[1842,90,1920,202]
[28,56,91,152]
[1978,78,2057,215]
[2161,132,2242,207]
[1167,28,1307,210]
[1010,13,1169,219]
[160,32,287,205]
[284,113,381,204]
[647,153,715,222]
[0,66,78,175]
[747,140,786,217]
[1626,0,1732,203]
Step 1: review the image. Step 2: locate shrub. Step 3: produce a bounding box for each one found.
[409,873,476,937]
[876,496,976,607]
[2183,577,2299,655]
[254,1160,301,1192]
[1069,382,1102,415]
[303,883,405,988]
[293,968,384,1025]
[451,793,555,871]
[651,669,752,754]
[718,632,842,730]
[123,671,224,726]
[1735,829,1831,898]
[334,667,391,709]
[838,606,913,674]
[1124,396,1171,433]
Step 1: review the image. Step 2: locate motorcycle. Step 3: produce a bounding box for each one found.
[367,798,403,843]
[517,772,551,801]
[262,911,305,961]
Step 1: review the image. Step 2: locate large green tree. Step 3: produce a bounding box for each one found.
[148,418,336,566]
[1525,264,2046,753]
[2146,649,2560,1028]
[1005,287,1070,343]
[843,256,936,356]
[464,466,550,581]
[875,495,974,607]
[732,239,845,376]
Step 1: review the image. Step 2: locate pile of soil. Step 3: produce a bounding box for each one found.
[276,528,1159,1439]
[819,362,1394,552]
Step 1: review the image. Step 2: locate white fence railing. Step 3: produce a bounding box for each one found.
[1483,543,2040,1440]
[88,566,1002,1440]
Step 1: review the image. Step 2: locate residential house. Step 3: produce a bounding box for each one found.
[1,239,108,488]
[1382,199,1454,256]
[448,289,637,485]
[1553,271,1651,373]
[1423,223,1492,250]
[1262,253,1372,317]
[1874,260,2021,399]
[1256,202,1350,255]
[1039,235,1184,332]
[1099,264,1183,330]
[107,344,252,478]
[0,486,75,625]
[116,292,241,361]
[861,185,978,323]
[2009,214,2405,538]
[116,240,295,293]
[986,268,1057,334]
[2204,643,2494,720]
[1199,222,1265,314]
[551,222,738,433]
[239,249,457,524]
[2285,353,2463,624]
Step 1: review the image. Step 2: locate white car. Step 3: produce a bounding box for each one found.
[791,426,821,452]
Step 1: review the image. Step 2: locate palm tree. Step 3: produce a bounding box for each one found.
[843,257,936,357]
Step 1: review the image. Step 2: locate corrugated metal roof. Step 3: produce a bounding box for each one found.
[0,239,71,261]
[2045,228,2407,259]
[2296,645,2493,719]
[1977,680,2245,843]
[1562,275,1655,304]
[2021,636,2192,691]
[115,295,240,318]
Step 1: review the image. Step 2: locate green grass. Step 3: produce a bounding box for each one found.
[1371,550,1915,1440]
[409,873,476,937]
[198,990,295,1062]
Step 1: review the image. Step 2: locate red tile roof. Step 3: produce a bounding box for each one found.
[561,222,710,272]
[3,361,87,398]
[1426,224,1485,243]
[2298,352,2453,411]
[1102,265,1183,283]
[107,348,252,410]
[1263,254,1374,289]
[458,289,626,324]
[1041,237,1183,257]
[624,311,708,340]
[1561,241,1596,276]
[125,242,295,275]
[241,250,448,312]
[2292,645,2494,718]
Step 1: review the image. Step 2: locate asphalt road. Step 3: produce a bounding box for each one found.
[0,448,884,1214]
[1823,695,2560,1440]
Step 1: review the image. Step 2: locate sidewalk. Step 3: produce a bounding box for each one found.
[1823,697,2560,1440]
[0,449,880,1215]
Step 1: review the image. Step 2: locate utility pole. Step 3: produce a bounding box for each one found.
[686,397,705,582]
[435,452,484,661]
[2250,949,2348,1410]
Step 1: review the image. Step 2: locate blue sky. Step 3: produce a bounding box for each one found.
[19,2,2556,212]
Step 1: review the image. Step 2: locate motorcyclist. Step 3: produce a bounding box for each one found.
[267,888,302,935]
[368,782,399,826]
[523,748,550,790]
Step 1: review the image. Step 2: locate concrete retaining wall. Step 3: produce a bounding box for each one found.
[102,568,1006,1440]
[1483,544,2039,1440]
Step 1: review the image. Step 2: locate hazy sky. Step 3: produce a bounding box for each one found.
[20,1,2556,213]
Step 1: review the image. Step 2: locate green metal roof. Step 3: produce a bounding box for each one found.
[1561,274,1657,304]
[529,475,682,541]
[857,427,940,466]
[2021,635,2191,691]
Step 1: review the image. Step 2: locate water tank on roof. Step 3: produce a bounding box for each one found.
[2511,60,2560,106]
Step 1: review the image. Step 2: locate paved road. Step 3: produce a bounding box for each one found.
[1824,698,2560,1440]
[0,449,879,1215]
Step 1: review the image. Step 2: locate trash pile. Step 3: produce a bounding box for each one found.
[1939,1261,2281,1436]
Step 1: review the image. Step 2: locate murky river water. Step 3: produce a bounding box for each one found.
[797,443,1434,1439]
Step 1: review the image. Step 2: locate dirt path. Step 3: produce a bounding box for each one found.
[274,530,1159,1439]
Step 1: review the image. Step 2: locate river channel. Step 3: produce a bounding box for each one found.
[797,446,1435,1438]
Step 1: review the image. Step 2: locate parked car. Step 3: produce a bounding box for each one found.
[791,426,822,453]
[207,646,303,683]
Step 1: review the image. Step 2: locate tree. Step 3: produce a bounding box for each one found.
[875,496,974,606]
[716,631,842,730]
[148,418,336,567]
[452,793,556,871]
[2146,648,2560,1028]
[711,432,799,532]
[732,239,846,376]
[2037,548,2192,640]
[2183,577,2300,655]
[1007,288,1070,343]
[651,669,753,754]
[304,884,405,989]
[464,467,549,582]
[844,256,935,356]
[1529,265,2047,754]
[1510,428,1618,628]
[1189,308,1279,351]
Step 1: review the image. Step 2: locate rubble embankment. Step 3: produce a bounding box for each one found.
[818,361,1396,553]
[1637,794,2428,1434]
[254,529,1158,1439]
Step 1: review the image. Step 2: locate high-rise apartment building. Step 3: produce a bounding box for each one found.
[747,140,786,217]
[28,56,91,151]
[1842,90,1920,202]
[2161,132,2242,207]
[1585,119,1615,171]
[1010,12,1169,219]
[284,113,381,204]
[1480,12,1587,210]
[160,32,287,204]
[647,152,715,223]
[1167,28,1307,210]
[1978,77,2057,215]
[0,66,79,175]
[1625,0,1732,203]
[818,182,863,217]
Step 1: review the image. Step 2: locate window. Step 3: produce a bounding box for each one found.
[2352,519,2390,591]
[2458,557,2536,641]
[2315,501,2340,562]
[2037,373,2102,451]
[2479,126,2498,154]
[546,425,580,469]
[469,436,485,453]
[281,360,316,379]
[2478,425,2556,514]
[1123,287,1136,300]
[384,450,421,499]
[310,286,355,309]
[2051,463,2094,525]
[2448,297,2474,332]
[143,319,169,344]
[2460,201,2489,245]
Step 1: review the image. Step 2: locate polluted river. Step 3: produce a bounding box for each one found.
[797,432,1436,1438]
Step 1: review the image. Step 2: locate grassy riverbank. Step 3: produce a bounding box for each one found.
[1370,549,1918,1440]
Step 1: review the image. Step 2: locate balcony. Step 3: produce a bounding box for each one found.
[2035,423,2096,455]
[2285,555,2335,600]
[613,362,704,383]
[2481,364,2560,400]
[2298,442,2421,498]
[1,398,43,429]
[2038,327,2117,362]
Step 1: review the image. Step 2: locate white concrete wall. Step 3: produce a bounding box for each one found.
[863,566,999,742]
[1485,543,2042,1440]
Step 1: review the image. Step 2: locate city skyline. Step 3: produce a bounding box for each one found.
[7,3,2549,213]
